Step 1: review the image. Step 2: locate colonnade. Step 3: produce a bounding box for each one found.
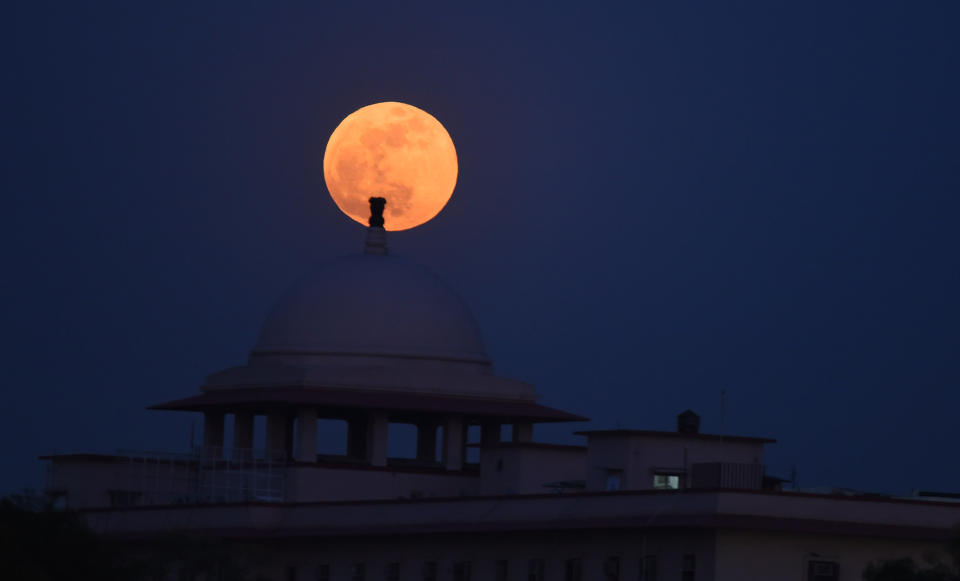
[201,409,533,471]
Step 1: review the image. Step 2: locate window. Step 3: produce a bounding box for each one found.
[807,560,839,581]
[605,470,623,491]
[653,474,680,490]
[681,554,695,581]
[565,558,583,581]
[603,556,621,581]
[528,558,545,581]
[108,490,142,507]
[639,556,657,581]
[385,562,400,581]
[352,563,366,581]
[466,425,481,464]
[423,561,438,581]
[453,561,472,581]
[315,564,330,581]
[495,560,509,581]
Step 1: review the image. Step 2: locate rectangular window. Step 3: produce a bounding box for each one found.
[681,554,695,581]
[385,562,400,581]
[807,560,839,581]
[639,555,657,581]
[528,558,545,581]
[316,564,330,581]
[352,563,366,581]
[495,560,509,581]
[604,556,621,581]
[653,474,680,490]
[565,558,582,581]
[453,561,472,581]
[423,562,438,581]
[108,490,142,507]
[605,470,623,491]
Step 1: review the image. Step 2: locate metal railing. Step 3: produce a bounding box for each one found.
[114,447,287,506]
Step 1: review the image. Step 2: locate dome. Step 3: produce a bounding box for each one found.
[252,253,490,368]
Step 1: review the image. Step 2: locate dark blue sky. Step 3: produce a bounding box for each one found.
[2,2,958,495]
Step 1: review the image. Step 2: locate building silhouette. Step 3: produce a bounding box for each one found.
[43,217,960,580]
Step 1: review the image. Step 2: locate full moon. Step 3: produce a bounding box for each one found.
[323,102,458,231]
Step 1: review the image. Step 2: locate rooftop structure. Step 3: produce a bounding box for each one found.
[42,206,960,581]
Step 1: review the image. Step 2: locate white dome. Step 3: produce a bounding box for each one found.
[252,253,490,367]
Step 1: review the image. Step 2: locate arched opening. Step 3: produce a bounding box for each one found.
[316,418,349,458]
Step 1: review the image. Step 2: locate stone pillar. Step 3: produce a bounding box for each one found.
[367,411,389,467]
[296,408,318,463]
[481,422,500,446]
[265,413,288,460]
[202,411,225,457]
[232,413,254,461]
[347,416,369,460]
[443,416,464,471]
[513,422,533,443]
[417,420,438,462]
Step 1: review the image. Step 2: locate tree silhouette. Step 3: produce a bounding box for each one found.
[863,525,960,581]
[0,490,132,580]
[0,490,272,581]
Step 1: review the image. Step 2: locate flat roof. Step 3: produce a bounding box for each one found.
[574,429,775,444]
[84,489,960,542]
[150,387,588,423]
[464,442,587,452]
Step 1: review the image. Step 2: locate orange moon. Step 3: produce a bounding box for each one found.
[323,102,458,231]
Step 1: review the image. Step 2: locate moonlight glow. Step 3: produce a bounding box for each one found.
[323,102,458,231]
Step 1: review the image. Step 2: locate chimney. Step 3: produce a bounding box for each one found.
[677,410,700,434]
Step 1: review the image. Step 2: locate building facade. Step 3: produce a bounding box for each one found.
[43,223,960,580]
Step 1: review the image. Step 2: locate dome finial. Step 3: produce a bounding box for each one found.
[368,197,386,227]
[364,197,388,255]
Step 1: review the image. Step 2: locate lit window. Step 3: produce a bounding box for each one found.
[807,560,839,581]
[681,554,695,581]
[528,558,545,581]
[639,555,657,581]
[605,470,623,491]
[565,558,582,581]
[653,474,680,490]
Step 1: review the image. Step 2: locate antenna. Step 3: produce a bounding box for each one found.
[720,389,727,435]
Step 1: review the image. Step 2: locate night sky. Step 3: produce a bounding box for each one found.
[3,2,958,496]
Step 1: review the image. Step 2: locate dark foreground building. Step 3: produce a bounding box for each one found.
[44,222,960,580]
